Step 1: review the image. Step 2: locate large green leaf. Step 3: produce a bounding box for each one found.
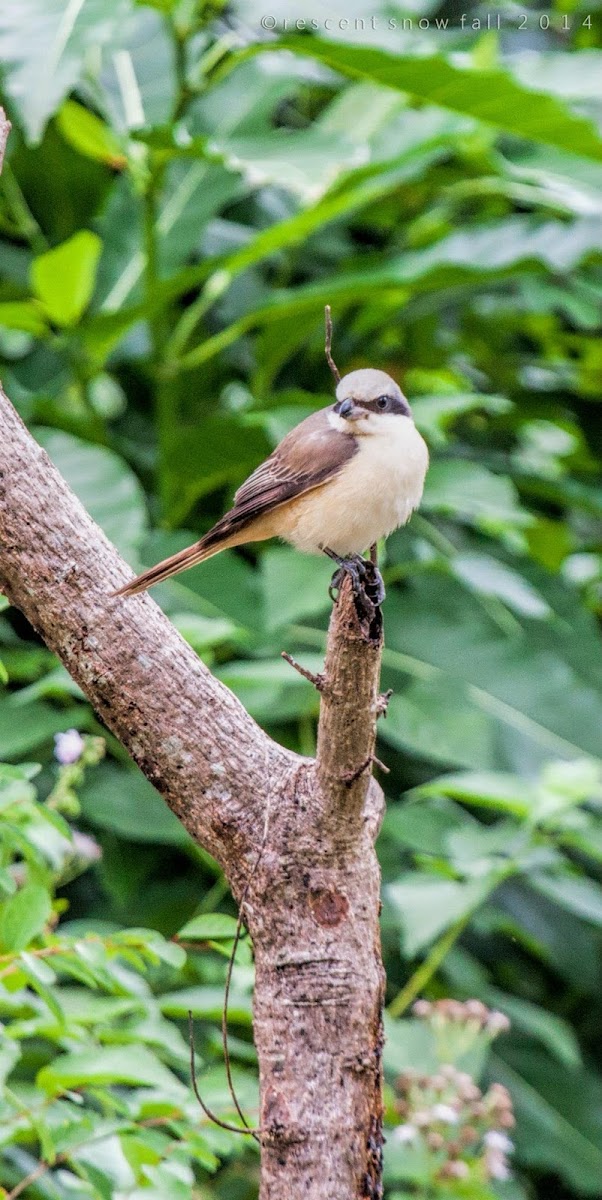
[159,986,252,1024]
[86,106,466,352]
[37,1045,185,1096]
[386,874,493,957]
[97,58,301,310]
[175,215,602,373]
[245,39,602,161]
[382,573,602,770]
[34,429,148,561]
[0,883,51,952]
[79,763,191,846]
[493,1048,602,1193]
[216,657,323,723]
[0,0,130,143]
[32,231,102,326]
[0,698,87,758]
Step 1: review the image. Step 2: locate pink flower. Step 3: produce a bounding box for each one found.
[54,729,85,765]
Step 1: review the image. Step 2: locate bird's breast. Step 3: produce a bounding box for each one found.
[280,417,429,556]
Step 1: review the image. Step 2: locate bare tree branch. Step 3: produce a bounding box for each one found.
[0,109,387,1200]
[0,389,291,876]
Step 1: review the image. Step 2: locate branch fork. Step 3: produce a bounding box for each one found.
[0,137,387,1200]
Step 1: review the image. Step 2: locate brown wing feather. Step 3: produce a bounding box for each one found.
[201,406,357,549]
[114,407,356,597]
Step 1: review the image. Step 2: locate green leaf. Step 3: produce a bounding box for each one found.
[160,413,271,528]
[38,1045,186,1096]
[0,300,48,336]
[34,430,148,561]
[31,231,102,326]
[0,0,130,143]
[170,613,243,655]
[159,986,252,1024]
[383,573,602,769]
[423,462,530,532]
[0,763,39,810]
[0,1037,20,1085]
[177,913,239,940]
[79,763,191,846]
[452,555,551,619]
[417,771,533,817]
[216,657,323,723]
[261,547,331,631]
[175,215,602,374]
[381,680,495,770]
[214,127,369,204]
[116,928,186,969]
[530,872,602,926]
[0,698,87,758]
[383,1016,439,1076]
[412,393,512,445]
[74,1133,135,1189]
[0,883,51,951]
[486,990,581,1068]
[493,1048,602,1193]
[246,39,602,162]
[56,99,126,168]
[386,874,493,957]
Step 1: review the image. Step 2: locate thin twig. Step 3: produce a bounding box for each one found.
[6,1159,49,1200]
[376,689,393,718]
[188,1012,260,1137]
[222,910,255,1135]
[189,776,274,1142]
[221,785,273,1140]
[343,753,390,787]
[281,650,325,691]
[324,304,340,383]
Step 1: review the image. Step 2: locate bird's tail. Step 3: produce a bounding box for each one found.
[112,534,232,598]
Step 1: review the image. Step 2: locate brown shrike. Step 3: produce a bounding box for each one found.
[114,368,429,608]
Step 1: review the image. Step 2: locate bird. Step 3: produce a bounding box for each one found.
[113,367,429,607]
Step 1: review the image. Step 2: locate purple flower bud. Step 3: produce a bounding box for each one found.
[54,729,85,765]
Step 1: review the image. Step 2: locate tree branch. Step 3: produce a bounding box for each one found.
[0,389,285,880]
[0,109,387,1200]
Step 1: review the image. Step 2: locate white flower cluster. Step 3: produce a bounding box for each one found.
[391,999,515,1183]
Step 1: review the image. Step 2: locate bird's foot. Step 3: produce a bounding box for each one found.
[327,554,367,606]
[363,560,386,607]
[324,550,385,627]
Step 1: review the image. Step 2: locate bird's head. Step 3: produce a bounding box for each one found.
[331,368,412,434]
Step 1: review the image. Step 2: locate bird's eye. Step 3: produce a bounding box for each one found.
[376,395,389,411]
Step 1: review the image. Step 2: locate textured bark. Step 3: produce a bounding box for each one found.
[0,106,386,1200]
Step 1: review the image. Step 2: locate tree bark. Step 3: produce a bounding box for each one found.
[0,107,386,1200]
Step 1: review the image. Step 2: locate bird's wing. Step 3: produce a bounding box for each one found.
[112,408,356,597]
[203,407,357,547]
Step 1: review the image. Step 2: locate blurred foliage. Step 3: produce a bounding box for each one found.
[0,0,601,1196]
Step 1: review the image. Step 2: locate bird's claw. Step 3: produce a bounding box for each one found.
[328,555,386,623]
[329,555,366,600]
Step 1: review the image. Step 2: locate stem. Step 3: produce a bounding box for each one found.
[1,165,48,254]
[143,172,163,371]
[143,160,173,516]
[387,914,471,1020]
[171,24,191,122]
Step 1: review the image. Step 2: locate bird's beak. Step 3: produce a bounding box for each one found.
[333,397,366,421]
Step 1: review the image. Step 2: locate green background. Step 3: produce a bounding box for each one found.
[0,1,601,1197]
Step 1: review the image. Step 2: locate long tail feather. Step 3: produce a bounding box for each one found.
[112,537,225,598]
